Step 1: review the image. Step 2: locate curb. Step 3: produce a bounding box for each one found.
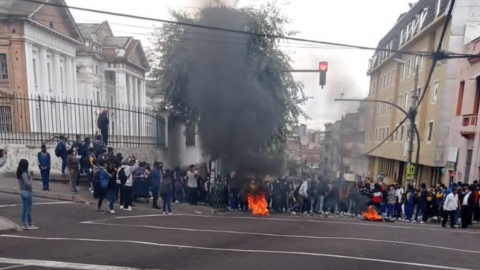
[211,208,228,215]
[0,187,90,204]
[0,216,20,234]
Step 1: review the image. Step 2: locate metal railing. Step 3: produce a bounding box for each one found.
[0,93,166,148]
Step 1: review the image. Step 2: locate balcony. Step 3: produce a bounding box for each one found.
[460,114,478,139]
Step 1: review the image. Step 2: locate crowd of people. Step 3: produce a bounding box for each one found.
[224,176,480,229]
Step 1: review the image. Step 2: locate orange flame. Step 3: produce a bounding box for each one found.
[247,194,269,216]
[362,206,383,221]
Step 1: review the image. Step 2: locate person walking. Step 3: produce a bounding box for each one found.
[97,110,109,146]
[56,135,67,175]
[96,160,110,213]
[394,184,404,220]
[117,159,128,209]
[37,144,51,192]
[442,188,459,228]
[16,159,38,230]
[186,165,198,205]
[66,149,80,194]
[347,182,359,217]
[160,169,173,214]
[106,161,118,213]
[414,183,428,224]
[150,162,162,209]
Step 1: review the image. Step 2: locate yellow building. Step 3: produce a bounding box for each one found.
[364,0,459,186]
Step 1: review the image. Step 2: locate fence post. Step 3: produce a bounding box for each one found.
[38,95,43,142]
[90,99,94,137]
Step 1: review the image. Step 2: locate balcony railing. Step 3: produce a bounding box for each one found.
[462,114,478,127]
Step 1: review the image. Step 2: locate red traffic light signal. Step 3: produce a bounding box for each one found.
[319,61,328,72]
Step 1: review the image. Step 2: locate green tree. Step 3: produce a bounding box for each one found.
[149,3,307,160]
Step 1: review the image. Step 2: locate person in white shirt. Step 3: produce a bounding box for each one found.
[442,188,459,228]
[291,179,310,215]
[394,184,404,220]
[122,158,139,211]
[186,165,198,205]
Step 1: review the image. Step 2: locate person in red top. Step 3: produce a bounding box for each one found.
[371,183,383,211]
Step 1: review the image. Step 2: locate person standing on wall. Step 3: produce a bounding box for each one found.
[37,144,51,192]
[97,110,109,146]
[16,159,38,230]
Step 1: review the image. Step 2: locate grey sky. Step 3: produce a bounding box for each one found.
[67,0,412,129]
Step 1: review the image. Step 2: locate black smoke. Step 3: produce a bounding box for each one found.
[183,7,287,176]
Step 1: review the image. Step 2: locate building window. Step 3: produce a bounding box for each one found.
[404,93,409,109]
[392,69,396,85]
[398,94,403,107]
[0,106,12,132]
[186,124,196,146]
[407,58,412,77]
[432,81,439,103]
[394,129,398,142]
[380,77,383,91]
[32,58,38,89]
[400,125,404,141]
[427,121,434,142]
[386,127,390,141]
[47,62,52,91]
[0,54,8,80]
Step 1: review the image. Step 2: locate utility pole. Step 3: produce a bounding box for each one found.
[339,115,344,179]
[408,64,419,185]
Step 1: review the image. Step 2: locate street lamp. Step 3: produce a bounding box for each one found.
[393,58,420,184]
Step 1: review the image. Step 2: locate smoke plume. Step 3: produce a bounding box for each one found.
[183,7,286,176]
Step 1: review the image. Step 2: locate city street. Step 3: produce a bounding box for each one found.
[0,193,478,270]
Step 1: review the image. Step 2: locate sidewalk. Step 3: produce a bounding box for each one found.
[0,175,220,214]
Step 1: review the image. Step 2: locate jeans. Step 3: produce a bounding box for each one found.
[61,155,67,174]
[119,185,125,207]
[386,203,394,219]
[405,203,414,221]
[162,195,172,213]
[442,210,456,228]
[108,187,117,211]
[69,169,79,193]
[348,199,357,215]
[20,190,32,226]
[415,204,427,222]
[188,187,198,205]
[461,205,472,228]
[40,169,50,191]
[316,195,325,213]
[230,189,239,210]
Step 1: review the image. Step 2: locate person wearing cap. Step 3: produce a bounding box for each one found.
[37,144,51,191]
[97,109,109,146]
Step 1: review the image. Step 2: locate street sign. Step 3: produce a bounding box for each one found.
[406,165,415,179]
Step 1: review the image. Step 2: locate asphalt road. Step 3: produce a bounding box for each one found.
[0,192,479,270]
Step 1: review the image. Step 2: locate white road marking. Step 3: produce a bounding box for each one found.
[114,214,183,219]
[0,265,26,270]
[0,257,161,270]
[84,221,480,254]
[0,202,73,208]
[0,234,473,270]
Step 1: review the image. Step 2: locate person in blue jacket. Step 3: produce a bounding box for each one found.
[57,135,67,174]
[96,159,111,213]
[37,144,51,191]
[404,185,415,222]
[150,162,162,209]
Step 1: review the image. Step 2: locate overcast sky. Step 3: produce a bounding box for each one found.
[67,0,412,130]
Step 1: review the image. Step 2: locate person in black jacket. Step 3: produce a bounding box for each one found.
[97,110,109,146]
[414,183,428,224]
[461,185,476,229]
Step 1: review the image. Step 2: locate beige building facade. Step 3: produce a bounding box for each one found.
[364,0,467,186]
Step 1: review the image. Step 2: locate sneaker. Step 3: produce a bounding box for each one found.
[27,225,39,230]
[291,211,297,215]
[120,205,124,210]
[168,212,173,215]
[175,200,179,204]
[76,186,83,190]
[96,209,104,213]
[21,225,28,230]
[109,210,115,214]
[412,220,416,223]
[90,190,94,194]
[420,221,425,224]
[163,212,166,215]
[123,207,132,211]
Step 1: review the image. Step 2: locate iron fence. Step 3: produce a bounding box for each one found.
[0,93,166,148]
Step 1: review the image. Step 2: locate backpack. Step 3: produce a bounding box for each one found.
[55,143,62,157]
[160,179,170,197]
[118,168,128,185]
[99,170,108,190]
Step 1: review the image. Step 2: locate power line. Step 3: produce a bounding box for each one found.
[17,0,428,56]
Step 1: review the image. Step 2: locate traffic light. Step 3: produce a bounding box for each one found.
[319,61,328,88]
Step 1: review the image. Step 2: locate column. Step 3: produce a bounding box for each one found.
[65,57,73,99]
[39,47,48,96]
[52,52,62,133]
[128,75,134,136]
[25,42,35,132]
[72,58,78,99]
[53,52,61,97]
